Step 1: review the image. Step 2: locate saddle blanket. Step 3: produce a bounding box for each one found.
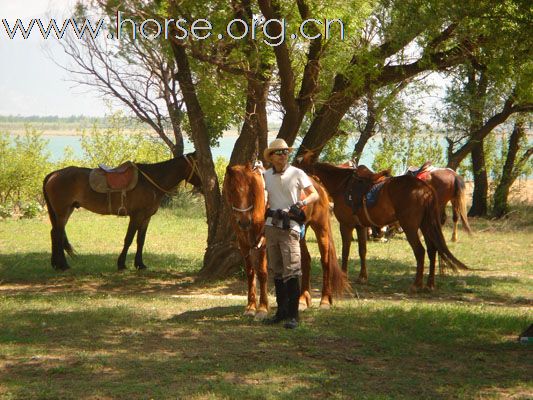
[365,181,385,208]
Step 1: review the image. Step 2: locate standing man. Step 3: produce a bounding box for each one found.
[263,139,319,329]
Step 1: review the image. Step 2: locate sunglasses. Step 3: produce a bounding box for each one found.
[272,149,290,156]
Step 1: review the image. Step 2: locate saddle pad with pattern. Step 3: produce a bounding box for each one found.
[365,181,385,208]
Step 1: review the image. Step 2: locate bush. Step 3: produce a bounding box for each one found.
[80,111,171,167]
[0,127,52,213]
[372,126,445,175]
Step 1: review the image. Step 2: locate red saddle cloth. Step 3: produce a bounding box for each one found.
[416,170,431,181]
[106,167,135,190]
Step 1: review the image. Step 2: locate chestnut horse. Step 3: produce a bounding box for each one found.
[223,163,349,318]
[297,154,467,291]
[406,165,471,242]
[43,153,201,271]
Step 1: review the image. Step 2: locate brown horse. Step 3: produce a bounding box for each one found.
[296,154,467,291]
[406,165,471,242]
[224,163,349,318]
[43,153,201,271]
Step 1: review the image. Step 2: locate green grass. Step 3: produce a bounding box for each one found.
[0,207,532,399]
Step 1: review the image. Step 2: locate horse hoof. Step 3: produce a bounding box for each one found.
[135,264,147,270]
[117,265,127,271]
[319,302,331,309]
[243,309,256,317]
[356,277,368,285]
[425,285,435,292]
[298,301,308,312]
[254,311,268,321]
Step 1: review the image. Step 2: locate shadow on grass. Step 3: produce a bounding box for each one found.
[0,302,530,399]
[306,256,531,306]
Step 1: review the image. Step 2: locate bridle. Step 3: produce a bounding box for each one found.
[232,204,254,213]
[228,166,266,254]
[183,154,199,184]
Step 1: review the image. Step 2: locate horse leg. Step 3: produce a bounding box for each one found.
[134,216,151,270]
[117,217,138,270]
[255,248,269,320]
[451,202,459,242]
[339,223,353,277]
[51,208,74,271]
[403,227,426,292]
[243,256,257,317]
[299,238,312,311]
[311,227,333,308]
[425,238,437,290]
[355,225,368,284]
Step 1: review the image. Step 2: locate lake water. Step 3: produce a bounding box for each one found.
[44,134,381,166]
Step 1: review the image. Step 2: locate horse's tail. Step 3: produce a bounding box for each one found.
[325,214,351,298]
[43,171,75,257]
[421,187,468,273]
[454,173,472,234]
[43,172,57,227]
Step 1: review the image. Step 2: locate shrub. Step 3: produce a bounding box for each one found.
[0,127,52,212]
[372,126,445,175]
[80,111,171,167]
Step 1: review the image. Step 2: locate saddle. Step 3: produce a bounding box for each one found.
[89,161,139,215]
[345,165,390,214]
[406,161,434,181]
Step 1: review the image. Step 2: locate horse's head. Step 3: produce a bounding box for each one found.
[184,152,203,192]
[356,165,391,182]
[294,149,318,169]
[224,163,265,232]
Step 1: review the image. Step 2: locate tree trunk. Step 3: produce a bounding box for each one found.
[171,42,243,279]
[200,76,271,278]
[352,95,377,163]
[468,140,489,217]
[493,120,530,218]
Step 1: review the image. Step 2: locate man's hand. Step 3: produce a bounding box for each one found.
[295,200,307,208]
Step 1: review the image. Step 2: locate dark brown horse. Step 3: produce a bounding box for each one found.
[224,163,349,318]
[297,153,467,291]
[406,165,471,242]
[43,153,201,271]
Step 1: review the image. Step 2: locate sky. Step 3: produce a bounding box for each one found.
[0,0,109,116]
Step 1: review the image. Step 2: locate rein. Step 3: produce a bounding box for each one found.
[133,154,197,195]
[133,164,175,195]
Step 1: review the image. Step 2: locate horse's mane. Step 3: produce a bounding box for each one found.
[136,152,194,169]
[312,162,357,177]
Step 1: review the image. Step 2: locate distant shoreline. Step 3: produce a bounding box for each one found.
[3,127,245,138]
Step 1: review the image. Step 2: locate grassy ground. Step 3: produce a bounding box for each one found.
[0,205,531,400]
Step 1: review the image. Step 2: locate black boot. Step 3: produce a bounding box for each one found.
[284,277,300,329]
[264,279,288,324]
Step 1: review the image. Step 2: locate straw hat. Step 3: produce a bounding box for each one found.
[263,138,293,162]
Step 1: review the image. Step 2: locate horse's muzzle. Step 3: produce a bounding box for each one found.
[237,219,252,230]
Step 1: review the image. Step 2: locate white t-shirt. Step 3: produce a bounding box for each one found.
[263,165,313,232]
